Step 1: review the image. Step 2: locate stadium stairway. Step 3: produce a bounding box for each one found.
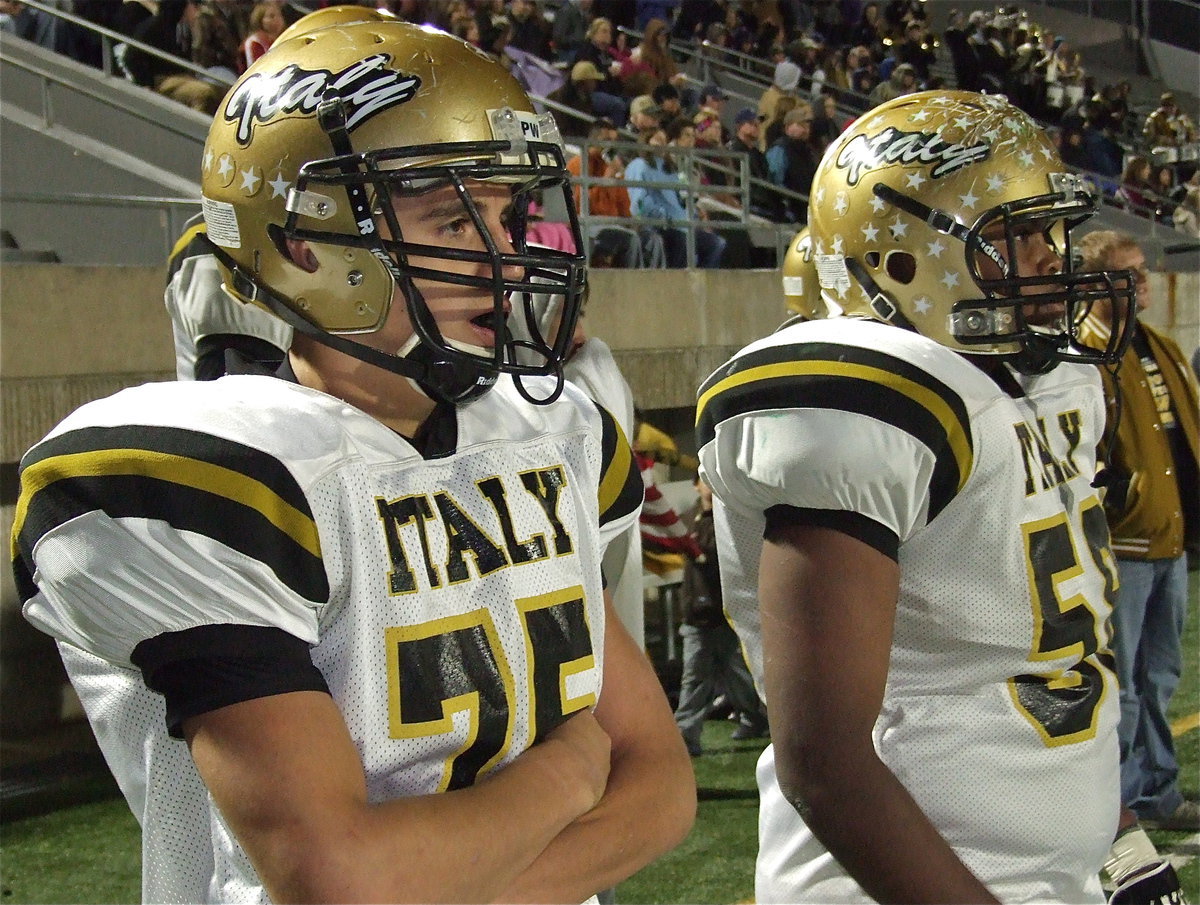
[0,28,205,266]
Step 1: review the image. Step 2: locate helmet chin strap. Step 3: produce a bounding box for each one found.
[843,256,918,333]
[394,333,498,404]
[201,236,496,404]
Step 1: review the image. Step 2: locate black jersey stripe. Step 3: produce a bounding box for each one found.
[21,425,312,515]
[15,472,327,601]
[12,428,326,603]
[764,504,900,561]
[594,405,643,527]
[696,342,973,520]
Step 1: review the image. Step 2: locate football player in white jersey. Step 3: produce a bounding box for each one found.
[13,21,694,904]
[697,91,1146,903]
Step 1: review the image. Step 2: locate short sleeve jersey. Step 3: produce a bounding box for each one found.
[696,317,1120,904]
[13,373,642,904]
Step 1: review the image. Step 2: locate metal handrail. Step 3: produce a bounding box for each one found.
[0,40,209,143]
[17,0,236,89]
[2,192,199,208]
[571,138,802,264]
[1,192,202,260]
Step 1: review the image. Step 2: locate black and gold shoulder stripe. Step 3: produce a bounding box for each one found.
[594,405,643,528]
[167,215,208,277]
[696,341,974,520]
[11,424,328,606]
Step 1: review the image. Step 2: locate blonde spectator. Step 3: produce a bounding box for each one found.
[239,1,284,72]
[573,15,629,126]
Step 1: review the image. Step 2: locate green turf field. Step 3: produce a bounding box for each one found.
[2,573,1197,904]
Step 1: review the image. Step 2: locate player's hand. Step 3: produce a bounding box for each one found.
[540,709,612,814]
[1108,860,1188,905]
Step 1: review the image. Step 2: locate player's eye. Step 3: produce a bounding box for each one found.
[1013,225,1042,243]
[438,217,472,238]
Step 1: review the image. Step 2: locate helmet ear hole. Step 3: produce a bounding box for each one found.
[885,251,916,284]
[865,251,882,268]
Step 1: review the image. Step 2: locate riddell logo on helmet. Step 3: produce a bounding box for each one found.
[837,126,990,186]
[225,54,420,146]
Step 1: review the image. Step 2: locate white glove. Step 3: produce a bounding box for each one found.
[1107,860,1187,905]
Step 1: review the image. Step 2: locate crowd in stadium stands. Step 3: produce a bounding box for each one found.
[3,0,1198,252]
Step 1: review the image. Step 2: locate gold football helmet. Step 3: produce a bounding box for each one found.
[780,227,828,321]
[200,20,585,404]
[807,90,1134,372]
[275,4,397,45]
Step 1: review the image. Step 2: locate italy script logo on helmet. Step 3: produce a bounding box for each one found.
[837,126,990,186]
[224,54,420,146]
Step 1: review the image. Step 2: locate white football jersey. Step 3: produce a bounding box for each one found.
[14,373,642,904]
[697,317,1120,904]
[165,214,292,380]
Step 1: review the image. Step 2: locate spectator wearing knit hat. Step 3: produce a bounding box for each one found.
[696,83,728,117]
[652,82,683,122]
[766,104,818,224]
[724,107,780,221]
[867,61,918,107]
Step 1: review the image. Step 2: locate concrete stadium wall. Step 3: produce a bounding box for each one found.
[3,263,1198,462]
[0,265,793,461]
[2,263,1197,740]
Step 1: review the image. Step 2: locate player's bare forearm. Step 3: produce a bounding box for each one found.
[493,723,695,902]
[185,691,609,903]
[783,743,997,904]
[760,526,997,905]
[493,598,697,902]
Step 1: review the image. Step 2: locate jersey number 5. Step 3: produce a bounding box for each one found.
[1008,499,1117,747]
[385,586,596,791]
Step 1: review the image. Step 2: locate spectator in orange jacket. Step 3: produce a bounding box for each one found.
[567,118,666,267]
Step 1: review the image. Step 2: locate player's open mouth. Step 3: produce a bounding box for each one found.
[470,310,504,342]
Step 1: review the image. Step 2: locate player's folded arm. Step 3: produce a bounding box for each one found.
[181,682,609,904]
[492,593,696,903]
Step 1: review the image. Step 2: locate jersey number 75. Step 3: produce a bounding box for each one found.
[385,586,596,791]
